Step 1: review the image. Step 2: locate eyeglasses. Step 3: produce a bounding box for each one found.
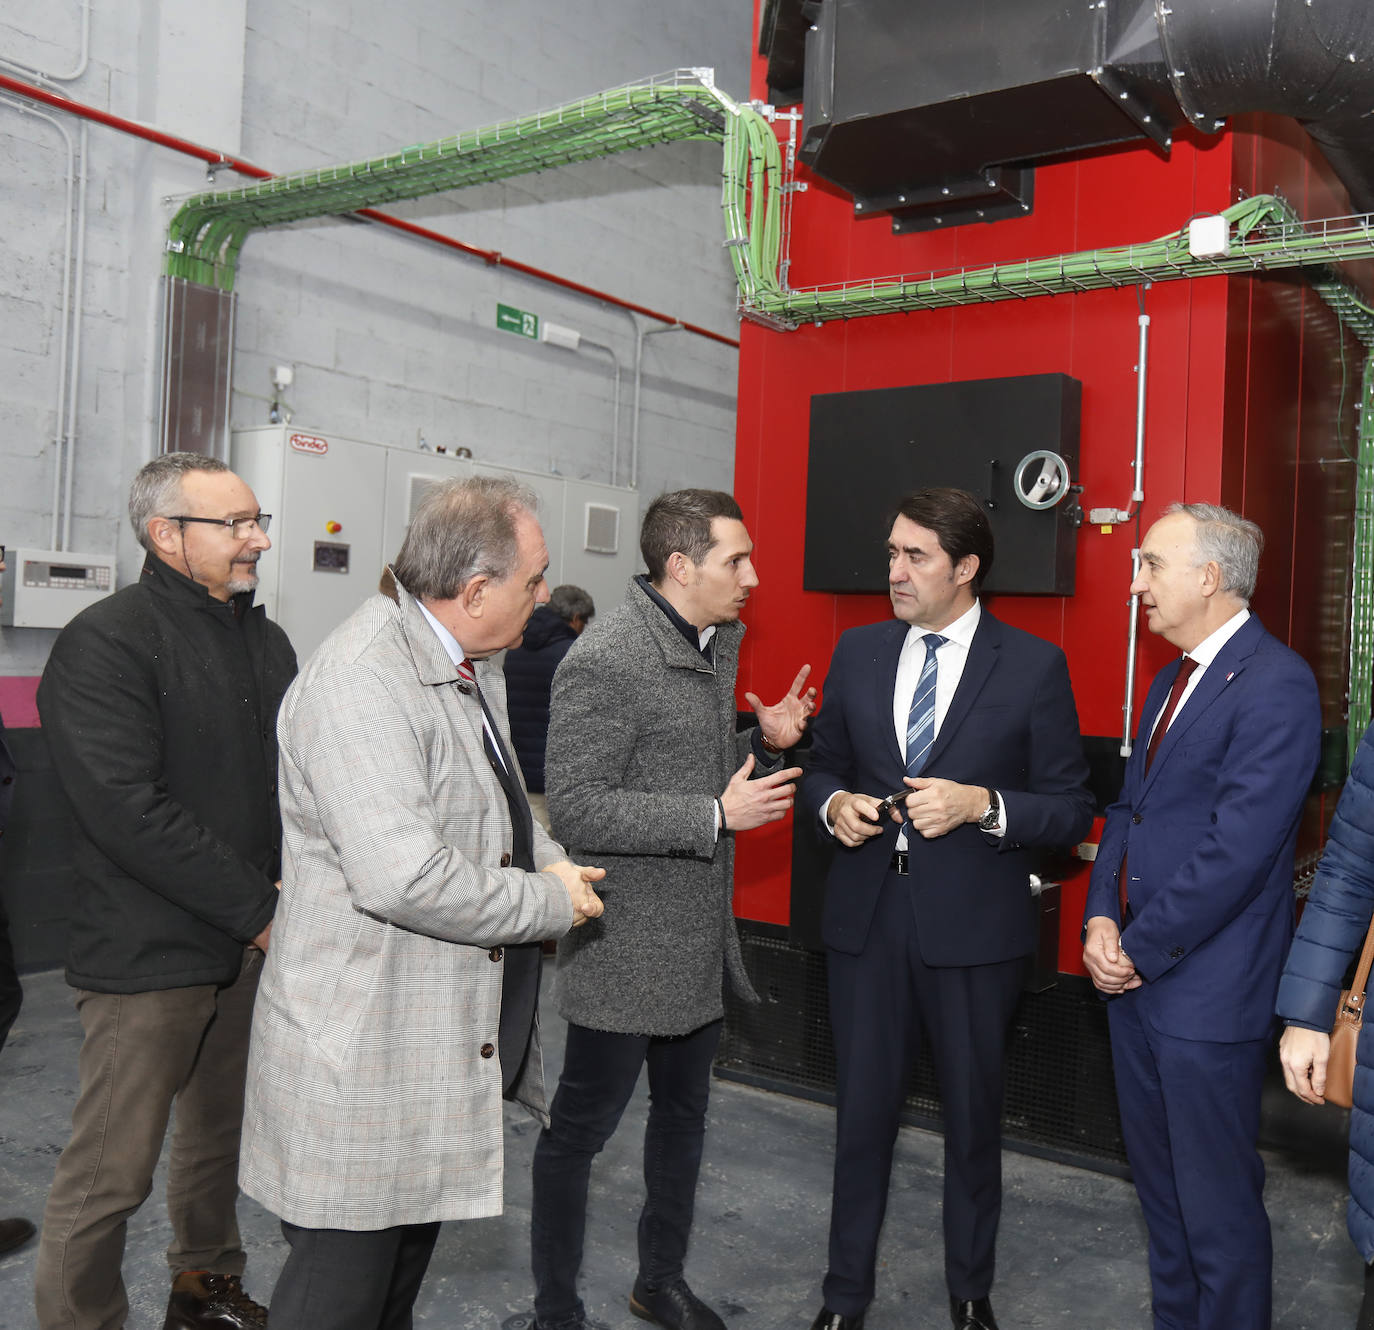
[170,514,272,539]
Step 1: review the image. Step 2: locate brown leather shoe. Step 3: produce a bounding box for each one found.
[0,1216,35,1254]
[163,1272,267,1329]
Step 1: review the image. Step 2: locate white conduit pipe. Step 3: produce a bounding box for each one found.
[1132,313,1149,508]
[576,339,622,485]
[0,0,91,85]
[0,96,77,550]
[1121,547,1144,757]
[61,120,89,552]
[4,0,93,548]
[631,320,684,490]
[1119,311,1152,756]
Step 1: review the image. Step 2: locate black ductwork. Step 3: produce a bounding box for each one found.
[758,0,813,106]
[1158,0,1374,214]
[765,0,1374,232]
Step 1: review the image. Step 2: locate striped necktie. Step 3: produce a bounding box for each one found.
[905,633,947,778]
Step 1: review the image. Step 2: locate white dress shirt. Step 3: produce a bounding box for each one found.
[823,600,1003,844]
[1145,608,1250,746]
[892,600,982,754]
[416,600,509,772]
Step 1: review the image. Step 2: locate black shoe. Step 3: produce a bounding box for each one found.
[629,1276,726,1330]
[950,1295,999,1330]
[809,1308,865,1330]
[0,1216,36,1255]
[163,1272,268,1329]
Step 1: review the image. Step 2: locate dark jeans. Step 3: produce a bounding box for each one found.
[530,1018,722,1330]
[269,1220,440,1330]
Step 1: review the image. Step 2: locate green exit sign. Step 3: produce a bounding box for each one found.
[497,304,539,339]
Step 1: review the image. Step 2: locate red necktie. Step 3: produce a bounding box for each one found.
[457,656,476,688]
[1144,656,1197,773]
[1119,656,1197,917]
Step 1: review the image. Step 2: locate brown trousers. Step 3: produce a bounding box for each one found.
[34,948,263,1330]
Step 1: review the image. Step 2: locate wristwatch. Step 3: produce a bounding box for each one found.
[977,789,1001,832]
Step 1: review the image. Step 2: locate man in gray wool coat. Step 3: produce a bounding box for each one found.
[530,488,816,1330]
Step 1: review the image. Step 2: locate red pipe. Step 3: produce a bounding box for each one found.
[355,209,740,346]
[0,72,740,349]
[0,71,272,177]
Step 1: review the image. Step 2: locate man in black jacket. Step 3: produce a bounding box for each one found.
[33,454,296,1330]
[504,584,594,829]
[0,546,36,1256]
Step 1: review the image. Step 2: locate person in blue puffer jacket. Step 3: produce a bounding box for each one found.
[1277,717,1374,1329]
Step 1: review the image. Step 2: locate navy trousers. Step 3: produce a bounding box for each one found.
[1108,991,1271,1330]
[530,1018,721,1330]
[823,869,1026,1315]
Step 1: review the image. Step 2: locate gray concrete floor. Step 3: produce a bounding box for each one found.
[0,961,1363,1330]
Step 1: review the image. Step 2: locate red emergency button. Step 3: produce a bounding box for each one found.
[325,521,342,534]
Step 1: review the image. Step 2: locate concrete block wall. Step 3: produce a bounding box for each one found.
[0,0,750,682]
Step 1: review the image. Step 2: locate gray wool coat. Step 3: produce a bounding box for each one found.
[545,577,767,1036]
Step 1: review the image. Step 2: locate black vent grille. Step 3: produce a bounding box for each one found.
[718,922,1128,1174]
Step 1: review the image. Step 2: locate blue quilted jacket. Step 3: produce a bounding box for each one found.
[1276,718,1374,1259]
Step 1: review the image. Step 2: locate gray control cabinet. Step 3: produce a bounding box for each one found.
[232,426,640,662]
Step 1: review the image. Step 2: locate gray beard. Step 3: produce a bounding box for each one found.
[226,569,259,596]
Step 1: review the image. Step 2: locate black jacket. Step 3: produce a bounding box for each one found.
[0,717,13,836]
[503,606,578,793]
[37,554,297,993]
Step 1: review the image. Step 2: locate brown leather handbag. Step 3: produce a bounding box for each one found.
[1326,918,1374,1109]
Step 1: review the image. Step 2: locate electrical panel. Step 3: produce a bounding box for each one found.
[0,548,117,629]
[230,426,640,662]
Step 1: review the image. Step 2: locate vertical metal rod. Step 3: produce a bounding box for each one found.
[60,120,89,551]
[1133,313,1150,505]
[1121,547,1143,756]
[1349,355,1374,761]
[1120,310,1152,755]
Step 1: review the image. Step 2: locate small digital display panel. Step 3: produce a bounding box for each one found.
[50,565,89,579]
[313,542,350,574]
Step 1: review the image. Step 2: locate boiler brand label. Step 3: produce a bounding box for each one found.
[289,433,329,455]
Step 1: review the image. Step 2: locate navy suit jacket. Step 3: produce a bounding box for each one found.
[1084,614,1320,1043]
[801,610,1093,965]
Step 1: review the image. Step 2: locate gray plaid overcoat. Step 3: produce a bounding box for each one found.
[239,572,574,1229]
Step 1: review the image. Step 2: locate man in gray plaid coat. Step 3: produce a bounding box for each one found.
[531,489,816,1330]
[239,476,605,1330]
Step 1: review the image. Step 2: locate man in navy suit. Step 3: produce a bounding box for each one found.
[802,488,1093,1330]
[1083,502,1320,1330]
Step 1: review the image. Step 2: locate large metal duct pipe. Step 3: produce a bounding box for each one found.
[781,0,1374,229]
[1159,0,1374,213]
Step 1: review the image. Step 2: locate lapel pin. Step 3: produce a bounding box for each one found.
[1225,671,1235,682]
